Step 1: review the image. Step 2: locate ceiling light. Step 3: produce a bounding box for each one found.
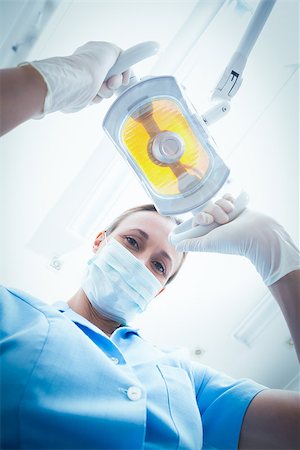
[232,291,280,347]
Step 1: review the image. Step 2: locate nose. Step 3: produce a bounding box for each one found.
[135,251,153,274]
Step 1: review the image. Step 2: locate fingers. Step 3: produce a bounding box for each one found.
[122,69,131,86]
[223,193,235,203]
[105,69,131,90]
[192,211,214,226]
[193,194,235,226]
[193,203,229,226]
[175,234,211,253]
[95,77,119,100]
[96,84,112,99]
[215,197,234,213]
[106,74,123,90]
[94,68,131,103]
[175,238,199,253]
[175,239,192,253]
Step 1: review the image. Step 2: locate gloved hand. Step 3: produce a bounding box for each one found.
[175,194,300,286]
[26,41,130,116]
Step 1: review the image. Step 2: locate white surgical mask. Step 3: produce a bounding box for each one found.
[81,238,162,325]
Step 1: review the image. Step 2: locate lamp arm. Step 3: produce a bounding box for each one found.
[202,0,276,125]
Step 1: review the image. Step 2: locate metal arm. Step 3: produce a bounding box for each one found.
[202,0,276,125]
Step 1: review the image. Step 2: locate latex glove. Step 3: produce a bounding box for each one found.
[175,194,300,286]
[27,41,130,115]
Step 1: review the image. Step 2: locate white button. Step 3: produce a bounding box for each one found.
[127,386,142,401]
[111,357,119,365]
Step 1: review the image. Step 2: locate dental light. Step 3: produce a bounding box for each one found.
[103,0,276,244]
[27,0,277,265]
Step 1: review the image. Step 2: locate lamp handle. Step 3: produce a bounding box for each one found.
[104,41,160,81]
[169,191,250,245]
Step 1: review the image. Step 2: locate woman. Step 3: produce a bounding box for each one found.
[1,42,299,450]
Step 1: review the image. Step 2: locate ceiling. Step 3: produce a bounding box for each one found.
[0,0,299,390]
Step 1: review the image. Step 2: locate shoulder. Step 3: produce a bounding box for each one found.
[0,285,60,313]
[0,286,61,338]
[191,361,266,404]
[0,286,45,306]
[1,285,47,309]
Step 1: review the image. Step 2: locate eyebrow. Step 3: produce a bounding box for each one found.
[131,228,172,264]
[133,228,149,240]
[160,250,172,264]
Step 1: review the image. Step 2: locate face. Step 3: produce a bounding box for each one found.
[94,211,183,286]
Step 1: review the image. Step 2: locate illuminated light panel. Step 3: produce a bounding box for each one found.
[121,98,210,196]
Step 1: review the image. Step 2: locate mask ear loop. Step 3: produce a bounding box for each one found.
[104,231,108,245]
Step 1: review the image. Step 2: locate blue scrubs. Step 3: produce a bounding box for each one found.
[0,287,266,449]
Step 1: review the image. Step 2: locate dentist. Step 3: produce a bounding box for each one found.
[0,42,299,450]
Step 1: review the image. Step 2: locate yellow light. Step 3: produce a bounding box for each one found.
[121,98,210,196]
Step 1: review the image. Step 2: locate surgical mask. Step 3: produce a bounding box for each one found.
[81,237,162,325]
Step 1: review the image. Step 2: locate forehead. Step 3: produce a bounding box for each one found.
[115,210,176,234]
[112,210,182,272]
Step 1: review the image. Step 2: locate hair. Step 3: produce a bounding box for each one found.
[105,204,187,285]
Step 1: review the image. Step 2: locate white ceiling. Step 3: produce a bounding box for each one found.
[0,0,299,390]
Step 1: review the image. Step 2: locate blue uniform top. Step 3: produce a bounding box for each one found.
[0,286,266,449]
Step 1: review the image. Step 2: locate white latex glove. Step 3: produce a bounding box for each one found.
[27,41,130,115]
[175,194,300,286]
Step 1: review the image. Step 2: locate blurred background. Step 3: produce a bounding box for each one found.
[0,0,299,390]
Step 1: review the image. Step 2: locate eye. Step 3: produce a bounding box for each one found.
[125,236,139,250]
[152,260,166,275]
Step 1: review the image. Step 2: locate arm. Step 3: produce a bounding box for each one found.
[238,271,300,449]
[269,270,300,361]
[175,199,300,448]
[239,270,300,450]
[0,41,129,137]
[239,389,300,449]
[0,66,46,136]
